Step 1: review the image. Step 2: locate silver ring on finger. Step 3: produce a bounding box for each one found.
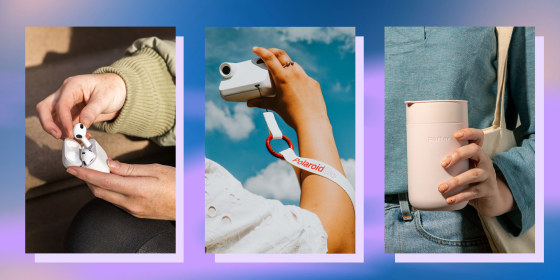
[282,61,294,68]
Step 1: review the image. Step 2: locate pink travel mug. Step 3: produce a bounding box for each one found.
[405,100,469,211]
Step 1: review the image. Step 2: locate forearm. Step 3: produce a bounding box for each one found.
[93,48,176,138]
[296,117,355,253]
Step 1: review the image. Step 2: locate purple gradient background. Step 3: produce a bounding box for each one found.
[1,0,559,279]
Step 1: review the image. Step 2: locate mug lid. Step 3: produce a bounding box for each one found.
[405,100,467,105]
[405,100,468,124]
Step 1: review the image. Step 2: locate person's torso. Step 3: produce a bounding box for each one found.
[384,27,498,194]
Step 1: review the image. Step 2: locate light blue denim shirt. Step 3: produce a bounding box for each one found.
[384,27,535,235]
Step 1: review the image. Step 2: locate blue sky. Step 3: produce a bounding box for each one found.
[205,27,355,205]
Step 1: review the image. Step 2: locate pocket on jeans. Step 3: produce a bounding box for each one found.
[413,207,489,247]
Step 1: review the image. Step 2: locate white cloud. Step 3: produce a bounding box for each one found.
[276,27,354,45]
[331,81,352,94]
[275,27,355,54]
[205,101,255,141]
[204,27,354,67]
[244,158,355,202]
[245,160,300,201]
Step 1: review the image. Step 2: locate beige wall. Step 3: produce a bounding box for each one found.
[25,27,72,67]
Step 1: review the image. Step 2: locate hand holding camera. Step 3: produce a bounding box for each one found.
[219,47,329,132]
[245,47,329,132]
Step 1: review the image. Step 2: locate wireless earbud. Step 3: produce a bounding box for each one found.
[80,149,96,166]
[62,125,110,173]
[73,123,92,148]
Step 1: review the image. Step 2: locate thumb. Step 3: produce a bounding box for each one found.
[108,160,154,177]
[247,97,275,110]
[79,94,107,127]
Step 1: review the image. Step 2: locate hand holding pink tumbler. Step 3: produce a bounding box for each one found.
[405,100,469,211]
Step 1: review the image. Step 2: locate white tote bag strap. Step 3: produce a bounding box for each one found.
[482,27,516,158]
[479,27,535,253]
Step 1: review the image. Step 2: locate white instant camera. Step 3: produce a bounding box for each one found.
[62,123,110,173]
[218,58,275,102]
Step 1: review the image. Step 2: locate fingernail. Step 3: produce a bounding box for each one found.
[50,129,58,137]
[66,168,77,175]
[252,46,258,51]
[440,157,450,167]
[447,198,454,204]
[108,160,120,169]
[454,131,464,138]
[438,183,448,193]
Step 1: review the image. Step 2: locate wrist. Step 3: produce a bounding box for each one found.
[101,73,127,106]
[294,115,332,135]
[496,176,516,214]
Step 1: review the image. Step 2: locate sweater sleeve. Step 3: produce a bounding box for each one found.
[92,43,176,140]
[492,27,535,236]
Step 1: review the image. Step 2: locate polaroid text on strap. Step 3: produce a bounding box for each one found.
[262,112,355,210]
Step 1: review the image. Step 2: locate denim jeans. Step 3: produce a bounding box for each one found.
[385,193,491,253]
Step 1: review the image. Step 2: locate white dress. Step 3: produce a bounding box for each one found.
[205,158,328,253]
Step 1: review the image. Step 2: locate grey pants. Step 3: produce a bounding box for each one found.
[65,199,175,253]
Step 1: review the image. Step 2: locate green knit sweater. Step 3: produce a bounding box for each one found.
[93,37,176,146]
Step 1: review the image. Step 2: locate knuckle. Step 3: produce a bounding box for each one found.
[314,80,321,89]
[147,163,160,173]
[35,101,44,112]
[309,78,320,87]
[99,176,112,188]
[130,186,143,198]
[275,74,288,83]
[125,164,136,176]
[128,205,145,217]
[470,168,479,178]
[261,51,275,60]
[92,188,103,199]
[451,177,460,188]
[452,150,462,160]
[473,143,481,153]
[155,164,171,177]
[137,189,149,200]
[472,186,481,197]
[63,76,75,85]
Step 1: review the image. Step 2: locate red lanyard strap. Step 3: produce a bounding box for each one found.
[266,134,293,159]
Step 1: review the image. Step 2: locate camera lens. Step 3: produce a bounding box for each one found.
[222,65,231,75]
[219,62,234,78]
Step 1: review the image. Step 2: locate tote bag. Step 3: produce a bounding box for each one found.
[479,26,535,253]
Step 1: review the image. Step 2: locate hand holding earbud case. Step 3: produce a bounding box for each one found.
[62,123,109,173]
